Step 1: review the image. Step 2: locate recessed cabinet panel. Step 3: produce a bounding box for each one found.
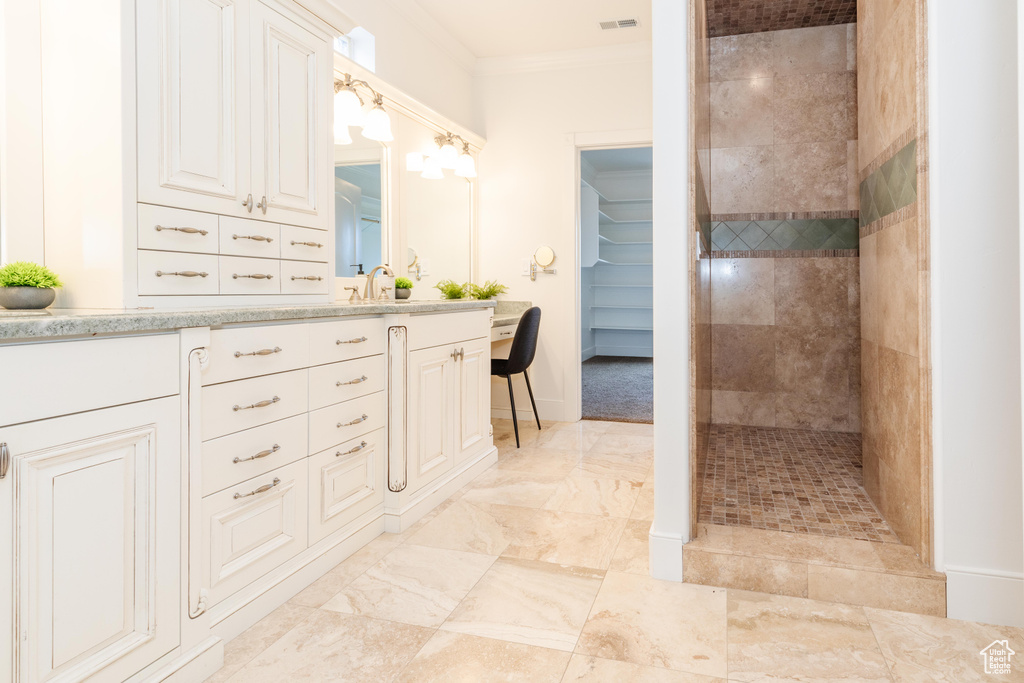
[308,429,385,544]
[137,0,249,216]
[0,398,180,683]
[407,345,456,492]
[250,1,330,229]
[457,338,490,464]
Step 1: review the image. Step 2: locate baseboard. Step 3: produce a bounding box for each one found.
[649,526,684,581]
[140,637,223,683]
[582,346,597,362]
[595,345,653,358]
[946,565,1024,627]
[490,397,565,422]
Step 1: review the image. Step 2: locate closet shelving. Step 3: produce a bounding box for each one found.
[580,160,653,358]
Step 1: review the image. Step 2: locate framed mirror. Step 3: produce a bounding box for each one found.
[334,129,390,281]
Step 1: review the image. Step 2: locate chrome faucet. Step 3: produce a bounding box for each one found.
[364,264,395,301]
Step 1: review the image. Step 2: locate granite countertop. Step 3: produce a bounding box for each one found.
[0,299,496,341]
[492,300,532,328]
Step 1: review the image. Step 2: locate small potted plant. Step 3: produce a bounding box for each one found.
[0,261,64,310]
[468,280,508,300]
[435,279,468,299]
[394,277,414,300]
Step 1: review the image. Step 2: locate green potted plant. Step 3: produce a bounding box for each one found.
[394,276,414,300]
[435,279,468,299]
[468,280,508,300]
[0,261,64,310]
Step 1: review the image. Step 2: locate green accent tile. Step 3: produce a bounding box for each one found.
[887,157,909,201]
[835,220,860,247]
[821,234,847,249]
[754,220,782,233]
[712,223,736,250]
[802,220,831,248]
[770,222,801,249]
[738,222,769,249]
[723,235,749,251]
[874,181,896,217]
[757,236,784,251]
[897,183,918,211]
[788,236,815,250]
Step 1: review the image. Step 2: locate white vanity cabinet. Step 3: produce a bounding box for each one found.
[137,0,332,231]
[0,336,181,683]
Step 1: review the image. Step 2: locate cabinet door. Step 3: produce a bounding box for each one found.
[407,345,457,493]
[137,0,251,217]
[0,398,180,683]
[456,338,491,464]
[250,0,331,230]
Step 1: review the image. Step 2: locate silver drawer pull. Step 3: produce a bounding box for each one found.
[234,477,281,499]
[234,346,282,358]
[337,441,368,457]
[233,273,274,280]
[156,270,208,278]
[291,240,323,248]
[155,225,208,236]
[337,375,368,387]
[291,275,324,281]
[233,233,274,243]
[337,414,369,428]
[0,442,8,479]
[233,396,280,412]
[233,444,280,463]
[336,336,368,345]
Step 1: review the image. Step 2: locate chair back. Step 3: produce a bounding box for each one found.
[505,307,541,375]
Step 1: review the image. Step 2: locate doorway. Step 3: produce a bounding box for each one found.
[578,146,653,424]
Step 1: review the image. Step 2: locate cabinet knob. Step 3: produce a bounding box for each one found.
[243,193,254,213]
[257,196,268,214]
[0,442,8,479]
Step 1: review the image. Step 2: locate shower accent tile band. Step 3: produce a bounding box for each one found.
[711,217,860,252]
[859,137,918,231]
[712,249,859,259]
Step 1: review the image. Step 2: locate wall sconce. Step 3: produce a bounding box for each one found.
[406,132,477,180]
[334,73,394,143]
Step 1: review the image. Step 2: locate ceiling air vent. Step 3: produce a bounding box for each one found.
[600,18,640,30]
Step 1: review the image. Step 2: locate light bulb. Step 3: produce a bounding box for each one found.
[438,141,459,169]
[362,104,394,142]
[406,152,424,172]
[455,151,477,178]
[335,86,363,126]
[421,155,444,180]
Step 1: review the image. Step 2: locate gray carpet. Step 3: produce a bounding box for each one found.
[582,356,654,424]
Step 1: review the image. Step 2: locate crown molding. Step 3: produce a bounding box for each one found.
[475,41,653,76]
[295,0,357,34]
[379,0,478,74]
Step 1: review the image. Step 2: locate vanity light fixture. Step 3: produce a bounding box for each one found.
[334,73,394,143]
[405,132,478,180]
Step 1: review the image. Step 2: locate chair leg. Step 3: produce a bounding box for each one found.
[524,370,542,430]
[507,375,520,448]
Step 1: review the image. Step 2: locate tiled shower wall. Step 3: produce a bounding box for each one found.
[708,23,861,433]
[691,0,713,532]
[858,0,931,562]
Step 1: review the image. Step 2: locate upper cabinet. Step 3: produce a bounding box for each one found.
[138,0,331,231]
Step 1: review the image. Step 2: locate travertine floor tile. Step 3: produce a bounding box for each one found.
[600,422,656,437]
[576,572,728,678]
[865,607,1024,683]
[543,474,643,517]
[394,631,571,683]
[726,590,891,682]
[441,557,605,651]
[405,499,533,556]
[206,602,314,683]
[588,433,655,457]
[288,537,400,608]
[460,468,564,508]
[631,482,655,521]
[575,450,652,483]
[608,519,651,575]
[224,611,432,682]
[534,423,605,452]
[561,655,723,682]
[496,446,583,477]
[502,509,627,570]
[321,544,496,627]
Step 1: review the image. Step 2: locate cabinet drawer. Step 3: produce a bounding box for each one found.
[138,203,219,254]
[280,224,329,262]
[201,459,308,607]
[138,250,219,295]
[0,334,178,427]
[309,318,385,366]
[281,260,329,294]
[308,390,385,454]
[204,322,310,386]
[308,428,385,544]
[309,355,385,410]
[219,256,282,295]
[219,216,281,258]
[201,369,308,441]
[491,324,517,342]
[201,414,308,496]
[408,310,492,350]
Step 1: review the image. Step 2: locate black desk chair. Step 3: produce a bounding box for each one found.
[491,307,542,448]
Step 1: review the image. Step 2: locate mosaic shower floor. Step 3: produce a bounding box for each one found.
[700,424,900,543]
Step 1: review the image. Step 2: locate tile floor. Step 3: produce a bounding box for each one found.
[700,424,900,543]
[206,420,1021,682]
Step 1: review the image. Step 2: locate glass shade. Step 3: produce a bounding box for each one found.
[455,152,477,178]
[362,104,394,142]
[438,142,459,169]
[421,155,444,180]
[335,87,364,126]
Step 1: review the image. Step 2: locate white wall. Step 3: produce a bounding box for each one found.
[931,0,1024,627]
[476,55,652,423]
[329,0,479,134]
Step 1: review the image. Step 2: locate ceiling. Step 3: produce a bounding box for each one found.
[409,0,652,59]
[582,147,652,174]
[707,0,857,38]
